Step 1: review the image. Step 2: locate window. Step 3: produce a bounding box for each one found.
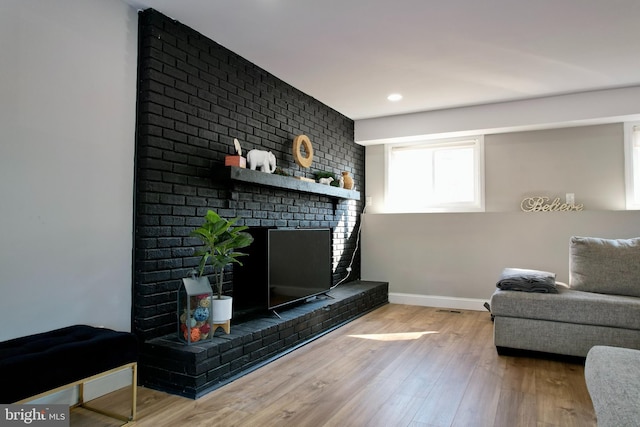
[625,122,640,209]
[385,136,485,212]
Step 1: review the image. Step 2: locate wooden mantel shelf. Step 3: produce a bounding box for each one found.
[217,166,360,201]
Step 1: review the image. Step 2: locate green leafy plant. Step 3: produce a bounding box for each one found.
[314,171,335,180]
[190,210,254,299]
[273,167,290,176]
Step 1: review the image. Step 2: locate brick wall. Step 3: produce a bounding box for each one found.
[134,9,364,341]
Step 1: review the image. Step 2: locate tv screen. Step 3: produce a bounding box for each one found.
[267,228,332,310]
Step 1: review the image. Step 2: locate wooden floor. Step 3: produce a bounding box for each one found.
[72,304,596,427]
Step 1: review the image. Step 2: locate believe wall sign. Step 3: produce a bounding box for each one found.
[521,196,584,212]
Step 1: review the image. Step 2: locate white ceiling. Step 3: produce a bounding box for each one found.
[122,0,640,120]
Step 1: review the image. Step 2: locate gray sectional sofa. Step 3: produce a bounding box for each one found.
[490,236,640,357]
[490,237,640,427]
[490,236,640,426]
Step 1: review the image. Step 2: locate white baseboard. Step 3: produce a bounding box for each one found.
[388,292,489,312]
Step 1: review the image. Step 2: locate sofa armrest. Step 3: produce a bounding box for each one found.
[585,345,640,427]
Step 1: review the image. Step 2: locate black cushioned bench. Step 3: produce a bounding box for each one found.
[0,325,138,424]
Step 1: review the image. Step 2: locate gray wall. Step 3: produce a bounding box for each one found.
[362,124,640,306]
[0,0,138,341]
[362,211,640,301]
[485,124,625,212]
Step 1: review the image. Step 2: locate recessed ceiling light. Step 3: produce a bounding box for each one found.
[387,93,403,102]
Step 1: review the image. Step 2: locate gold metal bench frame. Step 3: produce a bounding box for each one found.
[15,362,137,426]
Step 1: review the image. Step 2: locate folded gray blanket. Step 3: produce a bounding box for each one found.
[496,267,558,293]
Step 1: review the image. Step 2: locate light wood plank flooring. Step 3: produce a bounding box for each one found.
[72,304,596,426]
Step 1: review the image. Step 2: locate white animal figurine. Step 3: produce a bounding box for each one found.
[318,177,334,185]
[246,149,276,173]
[338,175,344,188]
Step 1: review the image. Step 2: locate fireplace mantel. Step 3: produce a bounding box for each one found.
[217,166,361,201]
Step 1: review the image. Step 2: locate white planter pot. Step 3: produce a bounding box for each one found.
[210,296,233,323]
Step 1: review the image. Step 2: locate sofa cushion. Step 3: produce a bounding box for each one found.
[570,236,640,298]
[490,287,640,330]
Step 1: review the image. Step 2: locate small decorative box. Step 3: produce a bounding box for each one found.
[225,155,246,168]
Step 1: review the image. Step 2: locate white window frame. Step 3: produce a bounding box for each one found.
[384,135,485,213]
[624,121,640,210]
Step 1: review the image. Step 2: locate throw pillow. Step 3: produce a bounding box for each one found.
[570,236,640,297]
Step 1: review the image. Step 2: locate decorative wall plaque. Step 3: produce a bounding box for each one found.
[520,196,584,212]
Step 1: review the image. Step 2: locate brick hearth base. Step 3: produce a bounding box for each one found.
[139,281,388,398]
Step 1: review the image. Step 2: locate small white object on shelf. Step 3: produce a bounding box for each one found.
[233,138,243,156]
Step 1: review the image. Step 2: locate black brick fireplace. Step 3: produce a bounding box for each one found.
[142,281,388,398]
[133,9,384,397]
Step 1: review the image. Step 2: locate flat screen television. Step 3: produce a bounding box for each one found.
[233,227,333,312]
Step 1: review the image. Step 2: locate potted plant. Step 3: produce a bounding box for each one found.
[190,210,253,329]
